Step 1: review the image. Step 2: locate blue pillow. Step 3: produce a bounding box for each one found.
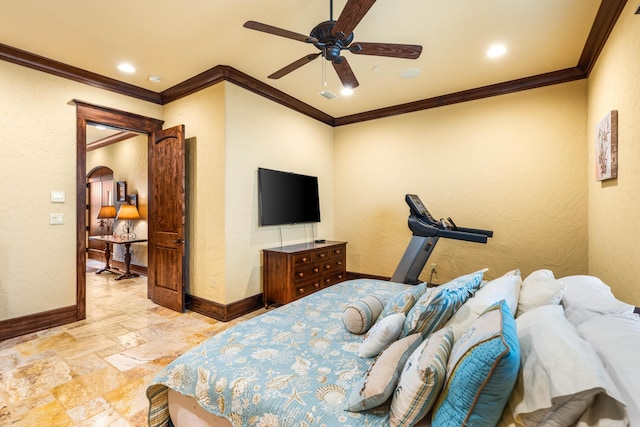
[402,270,485,337]
[380,283,428,318]
[431,300,520,427]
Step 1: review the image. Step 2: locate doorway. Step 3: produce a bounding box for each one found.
[86,166,114,261]
[74,100,164,320]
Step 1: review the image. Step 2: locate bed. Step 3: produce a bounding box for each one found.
[147,270,640,427]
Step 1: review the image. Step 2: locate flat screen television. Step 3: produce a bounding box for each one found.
[258,167,321,226]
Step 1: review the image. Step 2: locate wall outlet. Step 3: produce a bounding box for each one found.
[430,263,437,272]
[209,276,216,289]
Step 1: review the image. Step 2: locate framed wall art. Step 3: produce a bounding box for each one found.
[116,181,127,202]
[595,110,618,181]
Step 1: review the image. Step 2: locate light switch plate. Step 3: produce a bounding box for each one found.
[51,191,65,203]
[50,213,64,225]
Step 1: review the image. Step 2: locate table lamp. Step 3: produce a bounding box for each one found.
[97,205,117,235]
[116,204,140,239]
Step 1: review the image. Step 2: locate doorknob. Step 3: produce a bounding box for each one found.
[173,239,185,244]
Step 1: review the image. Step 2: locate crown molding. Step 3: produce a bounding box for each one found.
[0,0,626,127]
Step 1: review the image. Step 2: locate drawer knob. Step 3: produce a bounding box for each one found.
[314,268,319,273]
[320,253,326,258]
[325,264,330,270]
[302,257,307,262]
[325,278,331,284]
[336,250,341,254]
[337,261,342,266]
[299,288,304,293]
[298,272,304,278]
[338,274,343,279]
[314,283,319,288]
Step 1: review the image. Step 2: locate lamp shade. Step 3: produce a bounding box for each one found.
[116,204,140,220]
[97,205,117,219]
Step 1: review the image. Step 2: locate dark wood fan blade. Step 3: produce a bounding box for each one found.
[331,0,377,39]
[350,42,423,59]
[244,21,318,44]
[268,53,321,79]
[332,57,360,89]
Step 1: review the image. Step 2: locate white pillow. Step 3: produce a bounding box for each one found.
[390,327,454,427]
[516,269,565,317]
[559,275,635,325]
[359,313,405,358]
[577,314,640,425]
[444,273,521,340]
[507,305,628,426]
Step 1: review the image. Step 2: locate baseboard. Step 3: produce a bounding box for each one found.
[0,305,78,341]
[346,271,391,281]
[109,260,148,276]
[186,293,264,322]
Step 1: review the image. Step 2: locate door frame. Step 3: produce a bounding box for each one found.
[74,100,164,320]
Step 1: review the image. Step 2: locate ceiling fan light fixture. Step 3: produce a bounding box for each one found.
[341,87,354,96]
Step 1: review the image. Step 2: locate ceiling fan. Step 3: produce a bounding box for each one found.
[243,0,423,90]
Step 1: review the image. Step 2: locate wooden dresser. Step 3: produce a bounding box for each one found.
[263,241,347,307]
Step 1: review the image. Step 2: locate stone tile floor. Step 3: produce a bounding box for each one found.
[0,261,264,426]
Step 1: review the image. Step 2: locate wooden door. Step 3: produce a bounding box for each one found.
[148,125,186,311]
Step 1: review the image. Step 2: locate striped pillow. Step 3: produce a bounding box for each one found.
[390,327,454,427]
[402,270,485,337]
[342,295,387,334]
[380,283,428,318]
[431,300,520,427]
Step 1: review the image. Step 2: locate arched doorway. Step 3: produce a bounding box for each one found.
[86,166,114,261]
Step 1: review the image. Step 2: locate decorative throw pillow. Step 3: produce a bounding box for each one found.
[359,313,406,358]
[507,305,628,426]
[380,283,429,318]
[559,275,635,326]
[444,272,522,340]
[342,295,388,334]
[516,269,565,317]
[389,327,454,427]
[402,270,485,338]
[346,333,423,412]
[431,300,520,427]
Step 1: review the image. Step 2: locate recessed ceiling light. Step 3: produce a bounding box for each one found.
[148,75,162,83]
[487,44,507,58]
[400,68,421,79]
[341,87,354,96]
[117,63,136,73]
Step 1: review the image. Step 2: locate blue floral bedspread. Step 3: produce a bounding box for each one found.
[147,279,410,427]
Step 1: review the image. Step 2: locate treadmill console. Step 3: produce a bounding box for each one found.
[405,194,438,225]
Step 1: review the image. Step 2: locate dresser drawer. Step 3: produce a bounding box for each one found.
[313,250,330,262]
[294,280,322,300]
[321,257,345,274]
[293,263,321,285]
[322,271,346,287]
[330,245,346,258]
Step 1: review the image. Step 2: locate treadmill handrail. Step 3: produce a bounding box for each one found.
[408,216,489,244]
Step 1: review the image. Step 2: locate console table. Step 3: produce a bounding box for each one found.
[89,235,148,280]
[263,241,347,307]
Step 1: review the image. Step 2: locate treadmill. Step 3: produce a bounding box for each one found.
[390,194,493,285]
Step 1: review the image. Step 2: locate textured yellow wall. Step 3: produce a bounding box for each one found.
[334,81,588,283]
[86,134,149,267]
[587,2,640,305]
[0,60,161,320]
[224,84,335,302]
[162,83,227,302]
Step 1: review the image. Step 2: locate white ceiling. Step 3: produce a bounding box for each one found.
[0,0,601,117]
